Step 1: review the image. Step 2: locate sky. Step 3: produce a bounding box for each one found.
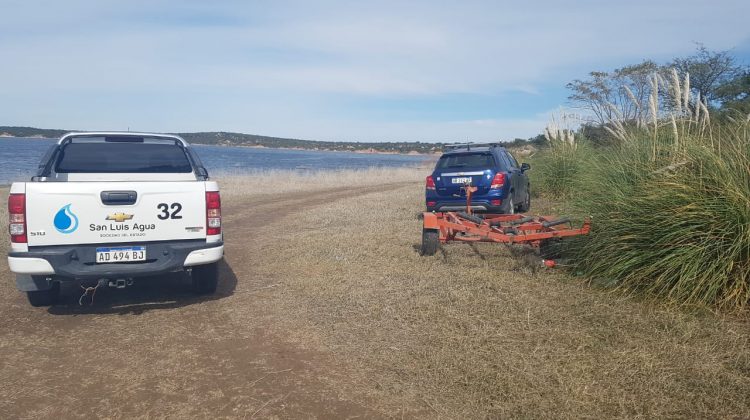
[1,0,749,142]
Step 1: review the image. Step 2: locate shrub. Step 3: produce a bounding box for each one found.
[531,140,590,199]
[534,71,750,309]
[572,127,750,309]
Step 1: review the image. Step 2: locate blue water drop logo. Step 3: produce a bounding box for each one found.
[53,204,79,234]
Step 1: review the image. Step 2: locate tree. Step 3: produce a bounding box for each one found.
[715,71,750,115]
[567,61,660,125]
[671,44,745,104]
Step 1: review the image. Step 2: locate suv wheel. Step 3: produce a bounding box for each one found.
[505,196,515,214]
[518,188,531,213]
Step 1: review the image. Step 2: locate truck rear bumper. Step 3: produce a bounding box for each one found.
[8,257,56,275]
[8,240,223,281]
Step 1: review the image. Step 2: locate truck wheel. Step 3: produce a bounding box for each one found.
[26,282,60,307]
[191,263,219,294]
[421,229,439,256]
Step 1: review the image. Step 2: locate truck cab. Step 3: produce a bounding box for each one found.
[7,132,224,306]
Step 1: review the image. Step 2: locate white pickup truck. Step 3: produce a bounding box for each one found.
[6,132,224,306]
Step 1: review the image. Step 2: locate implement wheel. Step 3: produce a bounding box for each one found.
[539,239,563,259]
[421,229,439,256]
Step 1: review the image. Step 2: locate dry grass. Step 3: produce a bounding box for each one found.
[217,166,428,198]
[1,172,748,418]
[249,177,750,418]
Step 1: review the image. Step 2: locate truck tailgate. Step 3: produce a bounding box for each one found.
[25,182,207,247]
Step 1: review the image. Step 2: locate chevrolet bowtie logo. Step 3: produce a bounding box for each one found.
[106,213,134,222]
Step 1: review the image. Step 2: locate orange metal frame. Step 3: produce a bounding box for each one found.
[423,212,591,246]
[423,182,590,247]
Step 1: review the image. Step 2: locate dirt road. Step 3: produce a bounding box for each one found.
[0,184,404,419]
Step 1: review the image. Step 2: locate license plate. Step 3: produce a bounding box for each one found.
[96,246,146,263]
[451,177,472,184]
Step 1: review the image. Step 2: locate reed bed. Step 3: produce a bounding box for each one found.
[532,72,750,309]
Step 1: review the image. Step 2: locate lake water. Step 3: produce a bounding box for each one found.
[0,137,431,184]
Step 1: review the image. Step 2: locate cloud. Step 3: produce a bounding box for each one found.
[1,1,749,140]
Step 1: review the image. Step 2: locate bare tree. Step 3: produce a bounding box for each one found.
[567,61,660,125]
[671,44,744,104]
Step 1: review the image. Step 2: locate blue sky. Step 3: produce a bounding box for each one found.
[1,0,749,142]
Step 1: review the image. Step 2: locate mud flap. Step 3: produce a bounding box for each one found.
[423,212,440,230]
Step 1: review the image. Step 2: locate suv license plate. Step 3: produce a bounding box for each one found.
[451,177,472,184]
[95,246,146,263]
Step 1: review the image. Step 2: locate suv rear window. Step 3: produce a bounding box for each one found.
[55,138,193,173]
[436,152,495,169]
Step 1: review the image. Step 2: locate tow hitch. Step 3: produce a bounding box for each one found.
[108,278,134,289]
[78,278,135,305]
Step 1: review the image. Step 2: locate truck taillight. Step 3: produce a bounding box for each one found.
[426,175,436,190]
[490,173,506,189]
[206,191,221,236]
[8,193,27,243]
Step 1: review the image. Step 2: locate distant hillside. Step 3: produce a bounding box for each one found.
[0,126,443,154]
[0,126,544,154]
[0,126,70,139]
[176,131,446,154]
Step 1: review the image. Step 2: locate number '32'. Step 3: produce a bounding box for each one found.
[157,203,183,219]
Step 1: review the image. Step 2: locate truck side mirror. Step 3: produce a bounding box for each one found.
[521,162,531,172]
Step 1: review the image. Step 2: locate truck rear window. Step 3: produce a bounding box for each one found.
[55,142,193,173]
[436,152,495,169]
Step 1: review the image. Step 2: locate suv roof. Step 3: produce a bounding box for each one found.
[442,143,507,154]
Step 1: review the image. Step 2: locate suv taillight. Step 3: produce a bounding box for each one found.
[206,191,221,236]
[426,176,436,190]
[490,173,506,189]
[8,193,27,243]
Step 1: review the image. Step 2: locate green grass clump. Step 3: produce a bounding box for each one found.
[533,120,750,309]
[534,96,750,308]
[530,140,591,199]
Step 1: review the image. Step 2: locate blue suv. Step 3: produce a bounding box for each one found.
[425,143,531,214]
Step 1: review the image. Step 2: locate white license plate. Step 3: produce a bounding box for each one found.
[96,246,146,263]
[451,177,472,184]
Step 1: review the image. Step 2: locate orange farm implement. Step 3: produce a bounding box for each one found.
[420,210,591,256]
[420,185,591,256]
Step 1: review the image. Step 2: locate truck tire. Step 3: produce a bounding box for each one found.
[421,229,439,256]
[26,282,60,307]
[191,262,219,294]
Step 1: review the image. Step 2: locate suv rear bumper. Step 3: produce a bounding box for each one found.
[426,199,510,214]
[8,239,223,281]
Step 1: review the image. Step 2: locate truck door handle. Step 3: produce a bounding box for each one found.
[100,191,137,205]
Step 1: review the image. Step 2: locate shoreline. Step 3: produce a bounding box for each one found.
[198,142,440,156]
[1,136,440,156]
